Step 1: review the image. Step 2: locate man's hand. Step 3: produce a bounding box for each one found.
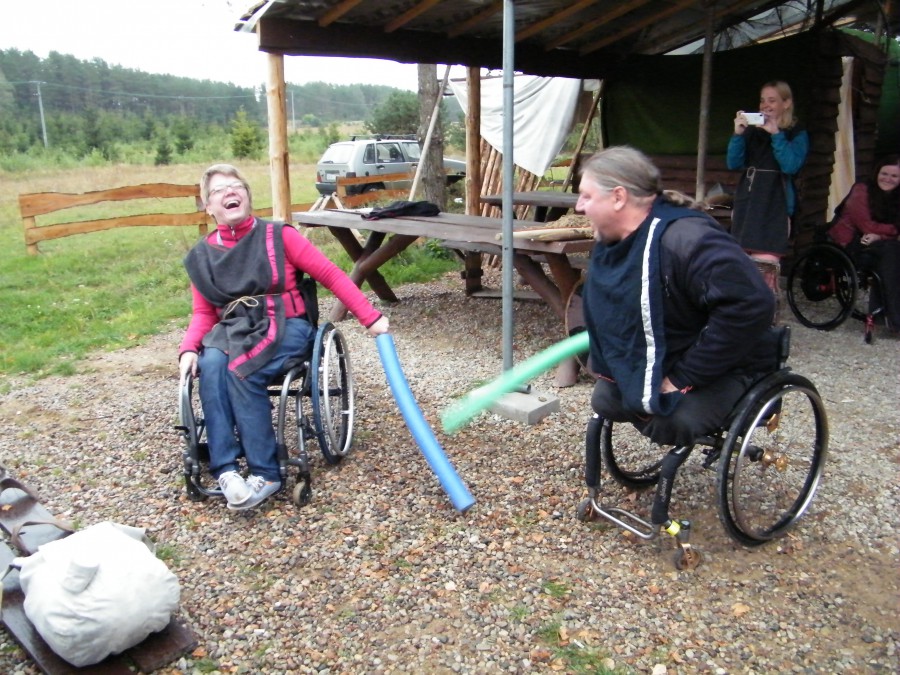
[660,376,679,394]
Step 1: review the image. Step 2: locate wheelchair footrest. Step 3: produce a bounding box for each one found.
[590,499,660,541]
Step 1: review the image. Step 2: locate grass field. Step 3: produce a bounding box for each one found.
[0,161,459,383]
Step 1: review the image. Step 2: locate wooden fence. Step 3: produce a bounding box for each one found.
[18,183,318,255]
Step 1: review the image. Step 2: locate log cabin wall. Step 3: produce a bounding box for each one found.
[792,30,888,252]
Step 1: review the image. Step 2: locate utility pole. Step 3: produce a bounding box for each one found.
[290,88,295,133]
[32,81,48,148]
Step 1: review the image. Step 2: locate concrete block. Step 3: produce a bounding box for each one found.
[488,390,560,425]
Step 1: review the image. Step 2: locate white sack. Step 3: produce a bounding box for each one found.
[14,521,180,667]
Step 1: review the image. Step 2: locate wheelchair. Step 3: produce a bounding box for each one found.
[576,327,829,570]
[175,281,355,507]
[786,239,885,343]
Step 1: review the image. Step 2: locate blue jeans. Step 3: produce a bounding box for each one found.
[198,318,315,482]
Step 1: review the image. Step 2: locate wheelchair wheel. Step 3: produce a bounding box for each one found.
[310,322,355,465]
[600,419,663,490]
[717,371,828,546]
[178,375,210,502]
[786,244,857,330]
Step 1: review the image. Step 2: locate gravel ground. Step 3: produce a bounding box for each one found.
[0,269,898,674]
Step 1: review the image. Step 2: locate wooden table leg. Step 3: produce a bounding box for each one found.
[544,253,582,309]
[513,253,565,320]
[327,226,395,300]
[328,232,418,322]
[462,252,484,294]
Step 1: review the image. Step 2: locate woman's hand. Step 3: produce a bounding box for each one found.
[179,351,198,384]
[761,115,779,135]
[366,315,390,337]
[861,233,881,245]
[733,111,748,135]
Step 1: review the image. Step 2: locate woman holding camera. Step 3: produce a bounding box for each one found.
[727,80,809,318]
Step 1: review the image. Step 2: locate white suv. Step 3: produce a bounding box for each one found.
[315,135,466,196]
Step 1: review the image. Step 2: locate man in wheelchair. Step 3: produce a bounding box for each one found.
[178,164,389,511]
[576,146,778,448]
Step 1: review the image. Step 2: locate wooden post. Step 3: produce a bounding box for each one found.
[465,66,481,216]
[267,53,291,224]
[562,85,602,192]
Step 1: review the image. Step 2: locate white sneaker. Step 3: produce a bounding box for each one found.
[227,475,281,511]
[217,470,251,506]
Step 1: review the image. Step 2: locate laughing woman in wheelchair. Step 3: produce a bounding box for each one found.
[575,147,827,568]
[178,164,389,511]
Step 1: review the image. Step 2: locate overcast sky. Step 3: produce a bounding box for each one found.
[0,0,436,90]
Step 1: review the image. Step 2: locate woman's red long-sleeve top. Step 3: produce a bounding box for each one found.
[179,216,382,356]
[828,183,899,246]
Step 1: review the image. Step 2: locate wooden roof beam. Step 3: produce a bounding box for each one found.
[318,0,364,27]
[516,0,600,42]
[544,0,652,50]
[447,1,504,39]
[384,0,444,33]
[580,0,698,55]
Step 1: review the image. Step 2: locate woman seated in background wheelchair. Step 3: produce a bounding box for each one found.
[178,164,389,511]
[576,146,779,447]
[827,155,900,333]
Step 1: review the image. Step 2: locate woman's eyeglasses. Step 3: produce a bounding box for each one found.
[208,182,247,198]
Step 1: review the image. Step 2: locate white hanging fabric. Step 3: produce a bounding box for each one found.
[828,56,856,217]
[450,74,582,177]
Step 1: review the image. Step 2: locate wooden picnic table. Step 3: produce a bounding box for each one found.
[294,209,593,324]
[482,189,733,226]
[481,190,580,222]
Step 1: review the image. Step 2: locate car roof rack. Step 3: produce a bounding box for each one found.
[349,134,417,141]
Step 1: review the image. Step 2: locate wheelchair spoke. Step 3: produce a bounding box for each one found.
[311,324,355,464]
[787,245,857,331]
[719,377,828,546]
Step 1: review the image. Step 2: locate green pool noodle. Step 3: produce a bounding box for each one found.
[441,331,590,433]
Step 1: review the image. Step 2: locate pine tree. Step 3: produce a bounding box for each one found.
[230,108,264,159]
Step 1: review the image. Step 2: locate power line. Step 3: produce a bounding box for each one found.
[2,79,258,100]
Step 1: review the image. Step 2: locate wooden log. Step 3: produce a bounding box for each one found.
[503,227,593,241]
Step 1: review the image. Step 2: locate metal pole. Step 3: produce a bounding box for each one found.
[34,81,48,148]
[501,0,515,372]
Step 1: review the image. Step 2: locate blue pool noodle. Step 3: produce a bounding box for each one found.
[376,333,475,513]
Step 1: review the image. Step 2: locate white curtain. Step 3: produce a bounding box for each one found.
[828,57,856,218]
[449,75,582,177]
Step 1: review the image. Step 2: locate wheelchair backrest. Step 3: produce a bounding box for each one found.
[299,275,319,328]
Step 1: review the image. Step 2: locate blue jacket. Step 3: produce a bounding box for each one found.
[584,199,775,415]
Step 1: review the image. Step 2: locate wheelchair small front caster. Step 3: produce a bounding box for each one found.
[673,546,702,570]
[184,476,208,502]
[576,498,598,522]
[292,478,312,507]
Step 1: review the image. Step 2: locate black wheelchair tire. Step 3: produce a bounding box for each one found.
[717,370,828,546]
[600,419,663,490]
[786,244,857,330]
[310,322,354,465]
